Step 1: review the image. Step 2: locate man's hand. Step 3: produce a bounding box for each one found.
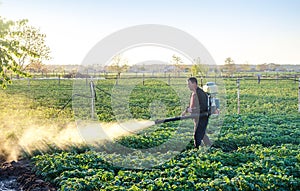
[182,107,192,116]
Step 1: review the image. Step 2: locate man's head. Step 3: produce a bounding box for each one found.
[187,77,198,91]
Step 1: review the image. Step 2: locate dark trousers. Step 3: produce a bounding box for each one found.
[193,116,208,148]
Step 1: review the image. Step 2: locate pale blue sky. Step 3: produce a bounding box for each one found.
[1,0,300,65]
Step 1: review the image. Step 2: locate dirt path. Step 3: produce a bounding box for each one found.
[0,159,57,191]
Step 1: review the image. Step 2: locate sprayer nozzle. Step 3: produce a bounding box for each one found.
[154,119,164,125]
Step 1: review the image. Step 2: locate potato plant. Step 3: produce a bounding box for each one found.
[28,77,299,190]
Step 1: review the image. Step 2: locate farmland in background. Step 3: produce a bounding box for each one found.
[0,74,299,190]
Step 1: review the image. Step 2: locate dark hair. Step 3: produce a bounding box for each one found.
[188,77,198,84]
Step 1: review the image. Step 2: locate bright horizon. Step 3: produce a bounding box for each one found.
[1,0,300,65]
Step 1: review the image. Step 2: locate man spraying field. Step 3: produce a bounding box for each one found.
[181,77,212,148]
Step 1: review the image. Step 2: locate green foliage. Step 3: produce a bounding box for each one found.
[95,79,183,122]
[224,79,298,114]
[11,19,51,68]
[27,78,299,190]
[191,57,209,77]
[1,17,26,88]
[33,141,300,190]
[106,54,129,76]
[223,57,236,75]
[0,17,50,89]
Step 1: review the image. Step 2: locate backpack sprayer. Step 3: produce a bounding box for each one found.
[154,92,220,125]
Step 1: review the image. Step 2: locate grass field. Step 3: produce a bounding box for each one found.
[0,76,299,190]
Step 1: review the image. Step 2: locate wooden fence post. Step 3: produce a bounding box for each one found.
[237,78,240,114]
[90,80,95,120]
[298,78,300,113]
[116,75,119,85]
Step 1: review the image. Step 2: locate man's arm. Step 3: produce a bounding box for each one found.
[182,93,196,116]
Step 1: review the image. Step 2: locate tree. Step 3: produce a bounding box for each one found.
[170,54,183,76]
[10,19,51,71]
[223,57,236,76]
[0,17,28,88]
[107,54,129,78]
[240,62,251,72]
[267,63,279,71]
[0,17,50,88]
[256,63,268,71]
[57,65,66,76]
[190,57,209,77]
[25,60,47,73]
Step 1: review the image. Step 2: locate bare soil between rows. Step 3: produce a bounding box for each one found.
[0,159,57,191]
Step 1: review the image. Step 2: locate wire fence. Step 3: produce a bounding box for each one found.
[12,72,300,115]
